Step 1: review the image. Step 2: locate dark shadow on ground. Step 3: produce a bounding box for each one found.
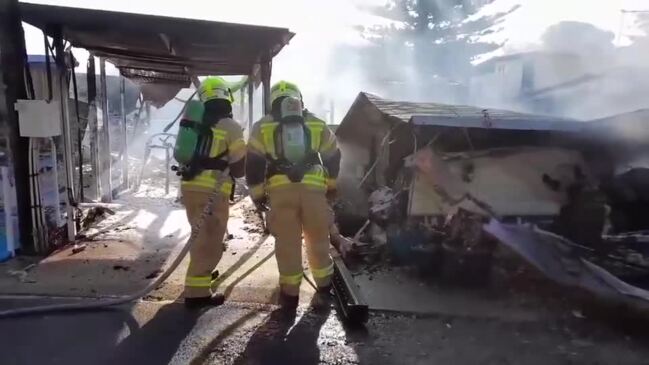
[231,298,332,365]
[188,308,264,365]
[223,249,275,299]
[105,303,201,365]
[216,234,270,285]
[0,303,138,365]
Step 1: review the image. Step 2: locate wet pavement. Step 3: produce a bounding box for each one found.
[3,296,649,365]
[4,164,649,364]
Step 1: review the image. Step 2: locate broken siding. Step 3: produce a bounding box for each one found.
[336,92,587,220]
[409,147,587,217]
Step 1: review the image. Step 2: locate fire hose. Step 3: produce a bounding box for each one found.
[0,169,231,319]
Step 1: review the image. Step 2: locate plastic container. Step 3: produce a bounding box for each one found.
[0,210,9,262]
[0,166,19,261]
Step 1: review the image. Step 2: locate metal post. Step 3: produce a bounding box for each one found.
[87,55,99,200]
[239,87,245,124]
[330,99,335,124]
[261,59,272,115]
[120,77,128,190]
[247,75,254,132]
[53,27,76,241]
[0,0,33,252]
[98,57,112,202]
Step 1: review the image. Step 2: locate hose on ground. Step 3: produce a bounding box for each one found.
[0,169,230,319]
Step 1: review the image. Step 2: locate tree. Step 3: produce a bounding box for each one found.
[345,0,518,103]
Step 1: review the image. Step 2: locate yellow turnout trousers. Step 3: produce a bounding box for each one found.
[181,188,229,298]
[268,184,334,296]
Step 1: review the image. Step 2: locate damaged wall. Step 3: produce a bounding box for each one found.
[337,141,371,218]
[409,146,588,218]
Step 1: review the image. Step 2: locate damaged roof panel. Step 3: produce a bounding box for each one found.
[20,2,294,80]
[411,114,582,131]
[365,92,578,129]
[337,92,583,143]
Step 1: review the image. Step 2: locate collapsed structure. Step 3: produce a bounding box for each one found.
[335,92,649,303]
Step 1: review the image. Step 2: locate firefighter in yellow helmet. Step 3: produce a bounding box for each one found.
[180,76,246,308]
[246,81,341,314]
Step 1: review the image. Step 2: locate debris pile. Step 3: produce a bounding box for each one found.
[333,93,649,305]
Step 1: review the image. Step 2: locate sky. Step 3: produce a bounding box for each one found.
[470,0,648,61]
[19,0,649,117]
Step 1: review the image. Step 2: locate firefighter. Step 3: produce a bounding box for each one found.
[180,76,246,308]
[246,81,341,313]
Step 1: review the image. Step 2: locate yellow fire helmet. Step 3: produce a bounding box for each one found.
[270,80,302,104]
[199,76,233,103]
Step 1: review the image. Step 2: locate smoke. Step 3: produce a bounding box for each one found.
[22,0,649,123]
[466,0,649,120]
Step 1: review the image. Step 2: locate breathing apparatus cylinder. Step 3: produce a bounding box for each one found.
[278,96,308,164]
[172,100,212,180]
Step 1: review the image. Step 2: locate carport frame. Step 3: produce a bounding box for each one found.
[2,1,293,253]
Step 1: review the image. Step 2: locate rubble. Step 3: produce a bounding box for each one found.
[81,206,116,230]
[333,92,649,307]
[71,243,87,254]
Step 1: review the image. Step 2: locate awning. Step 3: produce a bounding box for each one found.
[19,2,294,84]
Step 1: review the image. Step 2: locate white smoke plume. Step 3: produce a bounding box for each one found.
[21,0,649,122]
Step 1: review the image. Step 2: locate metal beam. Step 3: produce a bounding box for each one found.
[120,77,128,190]
[98,57,112,202]
[53,26,76,241]
[248,74,254,132]
[260,59,271,115]
[239,87,245,124]
[86,55,99,200]
[0,0,33,253]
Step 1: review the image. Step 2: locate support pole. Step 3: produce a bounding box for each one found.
[98,58,112,202]
[0,0,33,252]
[87,55,99,200]
[53,27,76,241]
[239,87,245,124]
[260,58,272,115]
[120,77,128,190]
[247,75,254,133]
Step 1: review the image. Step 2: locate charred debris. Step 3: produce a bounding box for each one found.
[334,92,649,304]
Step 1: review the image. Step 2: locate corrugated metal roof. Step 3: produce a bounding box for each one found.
[20,3,294,81]
[361,92,581,131]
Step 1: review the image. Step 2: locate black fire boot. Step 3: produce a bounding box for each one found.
[184,293,225,309]
[312,284,333,311]
[278,292,299,320]
[185,270,224,309]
